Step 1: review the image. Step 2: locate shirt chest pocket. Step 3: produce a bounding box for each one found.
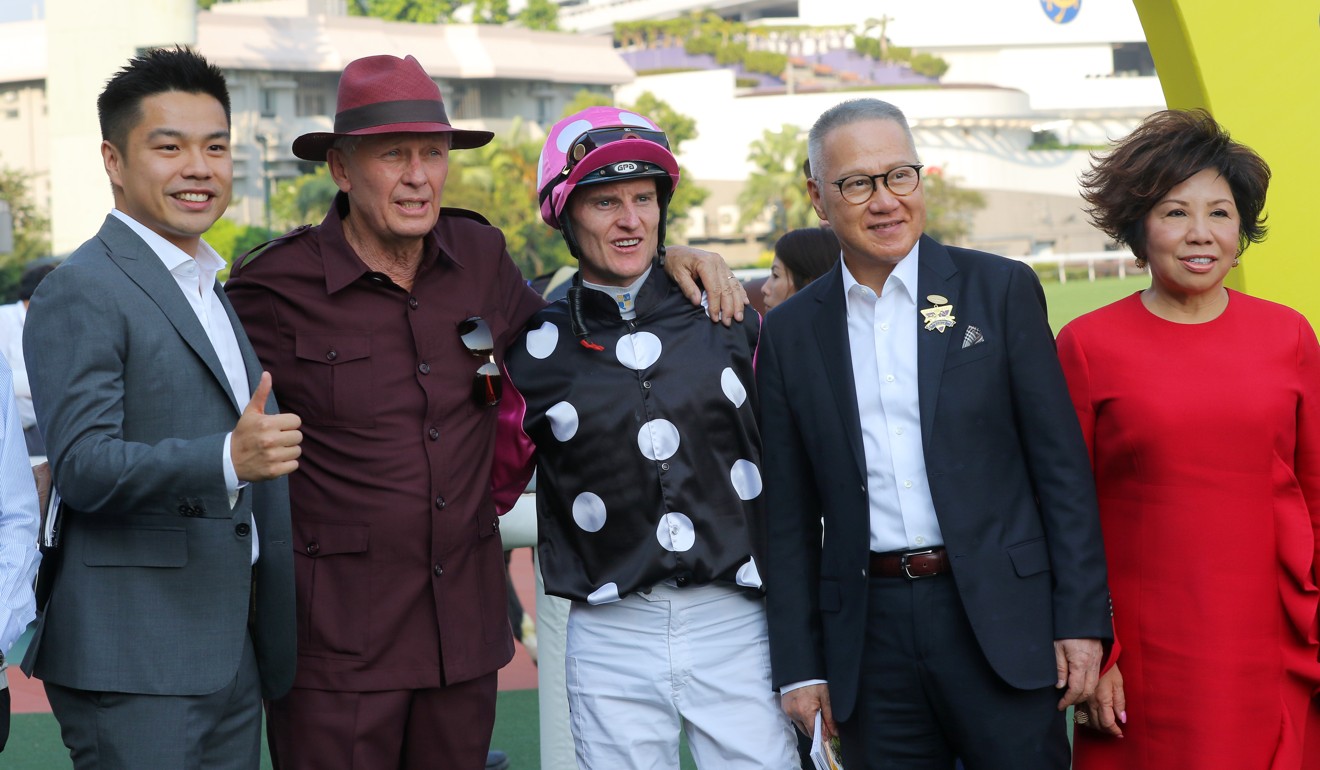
[294,332,374,428]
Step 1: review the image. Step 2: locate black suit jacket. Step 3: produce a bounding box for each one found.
[756,235,1111,722]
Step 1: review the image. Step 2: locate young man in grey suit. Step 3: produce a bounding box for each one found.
[21,47,301,770]
[757,98,1112,769]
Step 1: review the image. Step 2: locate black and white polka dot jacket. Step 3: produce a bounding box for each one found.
[506,265,766,604]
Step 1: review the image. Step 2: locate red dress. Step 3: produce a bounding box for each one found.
[1057,291,1320,769]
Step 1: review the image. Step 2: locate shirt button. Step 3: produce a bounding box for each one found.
[915,536,926,545]
[428,427,440,440]
[235,522,251,537]
[434,564,444,576]
[642,381,651,390]
[885,375,895,382]
[418,362,431,374]
[408,296,419,310]
[880,323,890,331]
[435,496,446,510]
[306,541,320,555]
[895,427,904,435]
[903,480,913,489]
[660,462,670,471]
[326,349,338,361]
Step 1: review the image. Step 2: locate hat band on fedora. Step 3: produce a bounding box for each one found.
[334,99,452,134]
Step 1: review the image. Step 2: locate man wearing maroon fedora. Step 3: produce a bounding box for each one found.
[227,53,746,769]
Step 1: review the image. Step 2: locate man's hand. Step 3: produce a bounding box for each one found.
[1078,664,1125,737]
[1054,637,1102,710]
[663,244,747,326]
[232,372,302,482]
[782,683,836,742]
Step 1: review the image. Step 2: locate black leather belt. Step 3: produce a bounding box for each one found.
[869,547,950,579]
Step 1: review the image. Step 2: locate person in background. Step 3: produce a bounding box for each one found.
[1060,108,1320,770]
[762,227,839,311]
[0,262,57,455]
[505,105,797,769]
[226,54,746,770]
[0,355,40,753]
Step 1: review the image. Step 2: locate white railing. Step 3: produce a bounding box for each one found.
[1014,250,1139,283]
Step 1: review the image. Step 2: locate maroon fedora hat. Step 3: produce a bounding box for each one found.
[292,54,494,161]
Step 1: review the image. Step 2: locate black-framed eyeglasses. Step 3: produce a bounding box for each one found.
[832,164,924,205]
[458,316,502,407]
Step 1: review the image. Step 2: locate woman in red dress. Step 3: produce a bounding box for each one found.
[1058,109,1320,769]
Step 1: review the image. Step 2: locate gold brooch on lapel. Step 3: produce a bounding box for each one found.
[920,294,956,333]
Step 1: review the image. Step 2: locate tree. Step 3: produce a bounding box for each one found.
[348,0,461,22]
[269,166,340,231]
[515,0,559,31]
[206,217,279,280]
[922,167,986,246]
[0,167,51,302]
[861,15,893,60]
[444,118,572,278]
[0,167,51,267]
[470,0,509,24]
[737,125,816,244]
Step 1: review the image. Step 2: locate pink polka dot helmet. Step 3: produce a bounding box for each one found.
[537,106,681,237]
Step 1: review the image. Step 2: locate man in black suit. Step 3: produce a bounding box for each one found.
[756,98,1111,769]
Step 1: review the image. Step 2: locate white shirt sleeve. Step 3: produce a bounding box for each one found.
[0,359,40,655]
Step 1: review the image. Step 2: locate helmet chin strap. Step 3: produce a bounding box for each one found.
[559,180,673,352]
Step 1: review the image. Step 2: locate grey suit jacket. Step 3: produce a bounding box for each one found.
[20,215,296,699]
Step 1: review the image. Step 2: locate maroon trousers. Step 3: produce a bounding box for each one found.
[266,671,498,770]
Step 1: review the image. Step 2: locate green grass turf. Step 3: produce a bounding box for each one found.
[1040,274,1145,335]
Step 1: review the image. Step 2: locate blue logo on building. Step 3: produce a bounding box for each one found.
[1040,0,1081,24]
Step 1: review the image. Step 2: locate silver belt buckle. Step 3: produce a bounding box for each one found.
[901,548,938,579]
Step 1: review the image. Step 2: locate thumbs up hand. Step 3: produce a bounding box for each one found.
[232,371,303,481]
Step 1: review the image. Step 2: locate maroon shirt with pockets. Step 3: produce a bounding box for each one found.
[226,193,544,691]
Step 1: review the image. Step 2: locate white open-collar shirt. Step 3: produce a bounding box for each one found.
[841,241,944,553]
[110,209,257,564]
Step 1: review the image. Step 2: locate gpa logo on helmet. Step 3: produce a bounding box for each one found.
[613,162,639,174]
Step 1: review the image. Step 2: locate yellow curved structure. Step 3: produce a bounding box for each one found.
[1135,1,1320,318]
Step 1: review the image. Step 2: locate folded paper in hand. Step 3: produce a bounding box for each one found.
[810,710,844,770]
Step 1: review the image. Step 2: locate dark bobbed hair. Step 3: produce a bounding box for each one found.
[1080,109,1269,266]
[19,262,56,301]
[98,46,231,153]
[774,227,840,290]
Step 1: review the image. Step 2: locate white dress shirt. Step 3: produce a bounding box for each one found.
[0,356,40,659]
[782,243,948,698]
[0,300,34,430]
[109,209,258,564]
[842,243,944,553]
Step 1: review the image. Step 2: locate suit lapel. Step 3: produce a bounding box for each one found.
[218,286,261,409]
[98,216,242,412]
[915,235,959,443]
[810,262,867,480]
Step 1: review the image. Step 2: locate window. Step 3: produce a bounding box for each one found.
[1113,43,1155,77]
[260,88,277,118]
